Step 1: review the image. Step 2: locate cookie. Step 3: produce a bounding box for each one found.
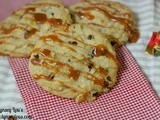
[69,0,139,45]
[29,24,119,103]
[0,0,72,57]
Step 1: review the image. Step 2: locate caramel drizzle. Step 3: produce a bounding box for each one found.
[31,36,118,87]
[57,33,118,66]
[40,35,77,52]
[82,69,106,86]
[56,61,81,81]
[94,44,120,67]
[0,25,38,39]
[74,12,95,20]
[57,33,94,47]
[97,66,108,77]
[0,52,5,56]
[58,34,88,53]
[31,58,42,66]
[40,35,63,43]
[31,46,108,86]
[24,28,38,39]
[31,57,81,81]
[31,49,51,66]
[76,7,139,42]
[40,49,51,56]
[55,33,92,54]
[48,60,80,81]
[34,13,47,24]
[31,56,105,86]
[0,25,18,34]
[32,48,80,81]
[33,74,52,81]
[48,18,63,26]
[34,13,63,26]
[35,49,52,57]
[31,46,111,86]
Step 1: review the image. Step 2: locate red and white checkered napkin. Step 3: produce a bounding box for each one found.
[8,46,160,120]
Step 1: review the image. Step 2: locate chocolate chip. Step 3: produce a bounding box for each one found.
[106,76,111,81]
[104,81,109,88]
[92,49,96,55]
[92,92,100,97]
[87,35,94,40]
[88,63,94,71]
[68,41,78,45]
[49,74,55,80]
[51,13,54,16]
[34,54,39,59]
[111,41,116,46]
[70,14,76,23]
[68,59,71,62]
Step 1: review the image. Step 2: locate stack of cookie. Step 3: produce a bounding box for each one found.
[0,0,139,103]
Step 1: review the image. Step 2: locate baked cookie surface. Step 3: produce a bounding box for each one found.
[29,24,119,103]
[0,23,39,57]
[0,0,72,57]
[69,0,139,45]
